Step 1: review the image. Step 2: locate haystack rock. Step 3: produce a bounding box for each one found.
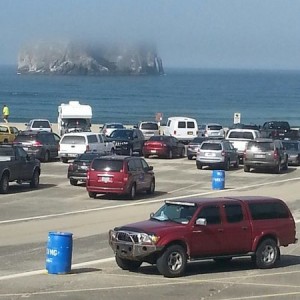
[17,41,164,76]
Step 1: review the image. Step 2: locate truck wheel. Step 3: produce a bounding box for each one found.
[234,159,239,169]
[146,179,155,194]
[180,148,185,158]
[70,179,78,186]
[3,139,8,143]
[223,159,230,171]
[156,244,187,278]
[244,165,250,172]
[30,169,40,188]
[88,192,97,199]
[61,157,68,163]
[187,155,193,160]
[128,183,136,200]
[115,256,142,271]
[168,150,173,159]
[273,163,281,174]
[254,239,279,269]
[196,162,202,169]
[0,174,9,194]
[43,151,50,162]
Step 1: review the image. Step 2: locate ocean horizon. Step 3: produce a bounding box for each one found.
[1,65,300,127]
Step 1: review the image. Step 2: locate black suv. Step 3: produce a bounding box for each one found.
[243,138,288,173]
[108,129,145,156]
[67,151,103,186]
[14,131,60,162]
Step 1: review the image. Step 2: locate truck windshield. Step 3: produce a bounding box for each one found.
[152,203,197,224]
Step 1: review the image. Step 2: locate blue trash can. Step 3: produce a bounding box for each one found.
[212,170,225,190]
[46,231,73,274]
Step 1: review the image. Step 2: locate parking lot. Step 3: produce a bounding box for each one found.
[0,157,299,299]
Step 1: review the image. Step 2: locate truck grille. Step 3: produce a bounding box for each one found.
[117,231,139,243]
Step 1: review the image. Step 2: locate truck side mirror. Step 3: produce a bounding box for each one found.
[196,218,207,226]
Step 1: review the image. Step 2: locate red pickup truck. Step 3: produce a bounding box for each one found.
[109,196,298,277]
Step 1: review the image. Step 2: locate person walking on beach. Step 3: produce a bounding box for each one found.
[2,104,10,123]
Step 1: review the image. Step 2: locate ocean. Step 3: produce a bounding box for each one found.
[1,65,300,127]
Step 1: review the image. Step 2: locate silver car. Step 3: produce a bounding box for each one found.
[282,140,300,166]
[196,140,239,170]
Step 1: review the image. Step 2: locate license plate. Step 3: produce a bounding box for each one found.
[187,131,193,135]
[255,154,265,158]
[101,176,112,183]
[150,150,156,153]
[79,165,88,170]
[205,152,215,157]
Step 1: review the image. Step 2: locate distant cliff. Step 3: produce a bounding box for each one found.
[17,41,164,76]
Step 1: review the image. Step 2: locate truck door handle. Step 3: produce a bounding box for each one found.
[242,227,248,230]
[218,229,224,232]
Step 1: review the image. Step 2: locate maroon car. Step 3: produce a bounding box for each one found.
[143,135,185,159]
[86,155,155,199]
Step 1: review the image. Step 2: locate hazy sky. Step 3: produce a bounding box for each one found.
[1,0,300,70]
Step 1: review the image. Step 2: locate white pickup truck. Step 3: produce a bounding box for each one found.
[226,129,261,161]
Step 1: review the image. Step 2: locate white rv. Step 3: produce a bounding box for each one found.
[57,101,92,136]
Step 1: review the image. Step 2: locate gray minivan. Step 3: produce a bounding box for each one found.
[243,138,288,173]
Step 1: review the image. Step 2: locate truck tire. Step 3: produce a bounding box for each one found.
[0,174,9,194]
[88,192,97,199]
[146,179,155,194]
[223,159,230,171]
[115,256,142,271]
[128,183,136,200]
[254,238,279,269]
[156,244,187,278]
[244,165,250,172]
[30,169,40,188]
[61,157,68,163]
[43,151,50,162]
[70,179,78,186]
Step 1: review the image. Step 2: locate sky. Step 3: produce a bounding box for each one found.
[0,0,300,70]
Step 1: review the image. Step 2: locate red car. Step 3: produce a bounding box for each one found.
[86,155,155,199]
[143,135,185,158]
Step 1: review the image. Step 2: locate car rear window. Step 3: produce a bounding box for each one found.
[248,202,289,220]
[14,134,36,142]
[201,143,222,150]
[247,142,273,151]
[228,131,254,139]
[91,159,124,172]
[208,125,222,130]
[282,142,299,151]
[140,123,158,130]
[61,136,86,144]
[106,124,124,129]
[32,121,50,128]
[110,130,133,139]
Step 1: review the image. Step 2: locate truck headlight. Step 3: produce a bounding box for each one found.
[138,233,159,244]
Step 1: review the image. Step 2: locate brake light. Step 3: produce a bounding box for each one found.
[273,149,279,159]
[68,163,73,171]
[33,141,42,147]
[123,174,129,182]
[174,130,176,135]
[243,149,247,159]
[86,145,90,151]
